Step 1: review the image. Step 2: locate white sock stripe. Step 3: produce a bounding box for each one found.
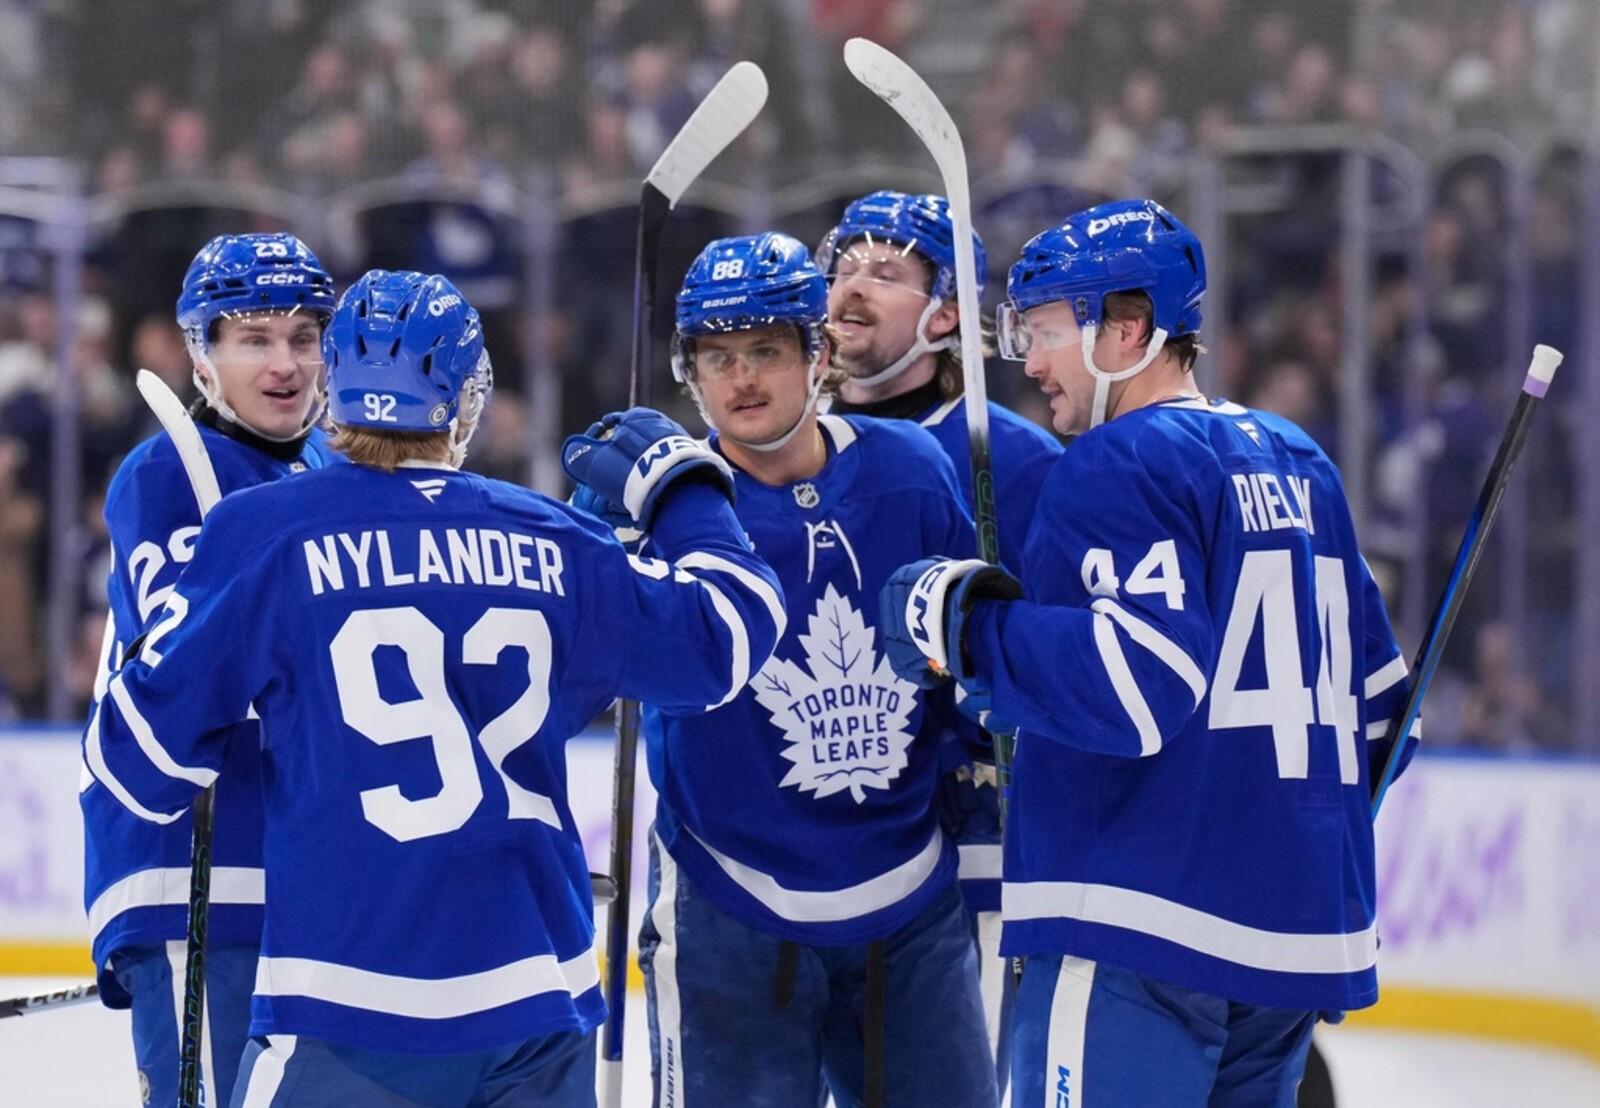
[651,830,686,1108]
[239,1035,297,1108]
[1040,958,1094,1108]
[1090,610,1163,756]
[1089,598,1208,705]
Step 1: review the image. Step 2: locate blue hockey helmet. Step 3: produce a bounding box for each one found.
[1002,198,1205,344]
[175,232,336,341]
[323,269,492,433]
[672,232,829,383]
[816,190,987,301]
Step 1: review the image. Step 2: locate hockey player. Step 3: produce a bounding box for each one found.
[80,231,339,1108]
[598,231,997,1107]
[820,191,1064,1085]
[880,199,1417,1106]
[84,269,785,1106]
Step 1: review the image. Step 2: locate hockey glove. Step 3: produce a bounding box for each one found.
[561,407,735,532]
[879,557,1022,691]
[568,484,646,554]
[955,684,1015,738]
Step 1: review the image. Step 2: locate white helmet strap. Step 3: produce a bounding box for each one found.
[1082,323,1169,428]
[848,296,955,389]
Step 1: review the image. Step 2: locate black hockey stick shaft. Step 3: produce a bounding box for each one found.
[0,982,100,1019]
[601,181,669,1077]
[1370,345,1562,817]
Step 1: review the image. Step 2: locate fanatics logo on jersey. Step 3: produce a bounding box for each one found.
[793,482,819,509]
[752,584,917,803]
[411,478,448,502]
[1235,420,1262,446]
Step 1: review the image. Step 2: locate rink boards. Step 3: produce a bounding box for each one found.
[1,726,1596,1059]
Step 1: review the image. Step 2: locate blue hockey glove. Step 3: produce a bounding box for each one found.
[955,684,1015,737]
[568,483,645,553]
[880,557,1023,690]
[561,407,734,532]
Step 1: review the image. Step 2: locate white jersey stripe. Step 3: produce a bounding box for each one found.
[1004,880,1379,975]
[688,826,946,924]
[674,550,788,646]
[688,577,751,708]
[1090,598,1208,706]
[1365,654,1408,698]
[1091,610,1164,756]
[83,697,182,826]
[254,943,600,1021]
[88,865,266,941]
[110,675,218,789]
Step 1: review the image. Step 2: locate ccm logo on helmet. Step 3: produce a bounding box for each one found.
[1086,210,1155,237]
[428,294,463,316]
[254,273,308,286]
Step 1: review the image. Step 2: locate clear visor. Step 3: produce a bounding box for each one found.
[996,303,1085,361]
[820,232,933,299]
[200,309,328,369]
[673,324,817,383]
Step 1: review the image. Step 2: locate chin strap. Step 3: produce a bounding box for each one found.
[1082,323,1169,428]
[846,296,955,389]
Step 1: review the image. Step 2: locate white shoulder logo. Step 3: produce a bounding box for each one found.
[752,584,918,803]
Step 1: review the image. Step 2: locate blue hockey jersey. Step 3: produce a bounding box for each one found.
[917,396,1062,575]
[83,467,784,1053]
[646,415,978,945]
[918,395,1062,911]
[81,421,339,1006]
[964,398,1415,1011]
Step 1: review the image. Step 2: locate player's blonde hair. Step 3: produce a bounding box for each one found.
[328,426,454,471]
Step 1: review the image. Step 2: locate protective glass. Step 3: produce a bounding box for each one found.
[672,328,808,383]
[820,232,934,299]
[996,302,1083,361]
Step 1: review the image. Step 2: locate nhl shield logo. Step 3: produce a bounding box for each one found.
[793,482,820,509]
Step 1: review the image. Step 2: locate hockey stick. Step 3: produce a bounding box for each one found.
[0,982,100,1019]
[1370,344,1563,818]
[134,368,221,1108]
[842,39,1013,1105]
[601,60,768,1108]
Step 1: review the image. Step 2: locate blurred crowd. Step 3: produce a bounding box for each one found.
[0,0,1595,749]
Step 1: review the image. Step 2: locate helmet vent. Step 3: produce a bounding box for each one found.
[397,300,411,321]
[1184,246,1198,273]
[389,338,402,358]
[421,353,434,377]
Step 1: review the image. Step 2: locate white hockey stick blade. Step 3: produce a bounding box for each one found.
[646,61,768,207]
[843,39,991,437]
[136,369,222,517]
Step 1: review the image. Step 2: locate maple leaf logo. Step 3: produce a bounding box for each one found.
[752,583,918,803]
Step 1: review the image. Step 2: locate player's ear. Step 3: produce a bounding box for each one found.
[926,298,960,341]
